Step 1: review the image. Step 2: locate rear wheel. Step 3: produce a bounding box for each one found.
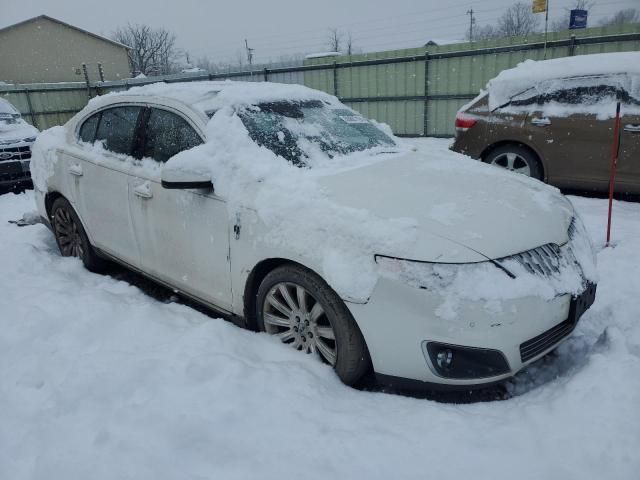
[484,144,543,181]
[51,197,106,272]
[256,264,371,386]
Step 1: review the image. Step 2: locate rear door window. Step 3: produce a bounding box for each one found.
[94,106,142,156]
[143,108,203,163]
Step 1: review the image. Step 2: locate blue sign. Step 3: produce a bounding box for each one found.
[570,9,588,29]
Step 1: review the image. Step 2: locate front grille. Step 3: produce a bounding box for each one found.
[0,145,31,161]
[509,243,563,277]
[520,318,575,362]
[497,223,581,280]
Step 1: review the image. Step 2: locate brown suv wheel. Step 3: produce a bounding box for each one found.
[484,144,543,181]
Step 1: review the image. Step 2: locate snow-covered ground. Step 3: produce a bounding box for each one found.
[1,156,640,478]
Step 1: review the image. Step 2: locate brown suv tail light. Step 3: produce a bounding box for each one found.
[455,115,477,133]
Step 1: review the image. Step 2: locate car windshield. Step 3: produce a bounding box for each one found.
[237,100,397,166]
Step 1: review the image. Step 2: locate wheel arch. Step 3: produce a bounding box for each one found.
[44,191,66,219]
[480,140,547,181]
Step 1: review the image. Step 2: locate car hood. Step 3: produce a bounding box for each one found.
[0,120,39,143]
[317,152,574,262]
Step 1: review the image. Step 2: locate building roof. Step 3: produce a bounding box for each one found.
[0,15,131,50]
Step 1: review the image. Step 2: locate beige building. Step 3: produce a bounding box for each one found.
[0,15,131,84]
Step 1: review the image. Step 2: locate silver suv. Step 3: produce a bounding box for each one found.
[0,98,39,189]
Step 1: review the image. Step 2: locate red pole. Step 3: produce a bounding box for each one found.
[606,101,622,246]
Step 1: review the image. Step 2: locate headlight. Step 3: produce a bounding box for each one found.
[375,255,512,290]
[566,214,598,282]
[23,136,37,143]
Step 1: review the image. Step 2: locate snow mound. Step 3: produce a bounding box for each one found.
[2,189,640,479]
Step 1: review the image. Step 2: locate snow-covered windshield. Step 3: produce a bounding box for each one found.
[237,100,397,166]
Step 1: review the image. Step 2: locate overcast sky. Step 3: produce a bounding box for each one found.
[1,0,637,65]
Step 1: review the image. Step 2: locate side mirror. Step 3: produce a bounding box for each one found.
[161,165,213,190]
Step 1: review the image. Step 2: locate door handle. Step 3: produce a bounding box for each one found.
[68,164,83,176]
[530,117,551,126]
[133,182,153,199]
[624,124,640,133]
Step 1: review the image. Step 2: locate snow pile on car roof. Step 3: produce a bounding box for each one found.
[487,52,640,110]
[96,81,338,116]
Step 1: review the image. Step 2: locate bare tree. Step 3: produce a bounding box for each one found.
[497,2,540,37]
[326,28,343,52]
[112,24,178,76]
[465,24,499,41]
[346,32,354,55]
[599,8,640,26]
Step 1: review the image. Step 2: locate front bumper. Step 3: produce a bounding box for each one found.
[347,276,595,388]
[0,159,32,186]
[0,141,33,186]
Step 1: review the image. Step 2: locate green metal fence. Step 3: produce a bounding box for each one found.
[1,23,639,136]
[304,23,640,136]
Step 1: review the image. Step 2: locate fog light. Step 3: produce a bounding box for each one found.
[424,342,510,379]
[436,349,453,370]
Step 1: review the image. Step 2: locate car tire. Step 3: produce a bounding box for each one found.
[50,197,106,272]
[484,144,543,181]
[256,264,371,386]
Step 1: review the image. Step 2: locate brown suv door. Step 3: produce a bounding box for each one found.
[521,81,618,192]
[617,108,640,194]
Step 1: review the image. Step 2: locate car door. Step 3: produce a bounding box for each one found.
[62,105,142,266]
[617,102,640,194]
[520,79,616,191]
[127,106,233,311]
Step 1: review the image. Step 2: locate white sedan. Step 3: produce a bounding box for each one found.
[31,81,598,390]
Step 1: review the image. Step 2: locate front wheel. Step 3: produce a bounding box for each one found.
[256,264,371,386]
[484,144,543,181]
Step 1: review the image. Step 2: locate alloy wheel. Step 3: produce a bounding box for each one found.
[53,206,85,259]
[262,282,337,366]
[490,152,532,176]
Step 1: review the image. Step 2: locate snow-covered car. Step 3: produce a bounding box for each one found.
[451,52,640,194]
[0,98,39,188]
[30,81,598,390]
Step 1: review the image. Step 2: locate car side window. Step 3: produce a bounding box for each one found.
[78,113,100,143]
[143,108,203,163]
[94,106,142,156]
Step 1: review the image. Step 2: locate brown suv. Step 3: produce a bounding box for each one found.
[451,73,640,194]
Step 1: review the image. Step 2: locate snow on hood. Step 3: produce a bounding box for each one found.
[0,119,39,142]
[487,52,640,111]
[318,150,575,261]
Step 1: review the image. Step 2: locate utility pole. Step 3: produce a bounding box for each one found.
[543,0,550,59]
[245,39,254,76]
[466,8,475,42]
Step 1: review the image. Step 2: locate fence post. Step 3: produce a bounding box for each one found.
[423,52,430,137]
[81,63,91,98]
[23,88,39,130]
[333,61,338,97]
[568,34,576,56]
[98,63,105,82]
